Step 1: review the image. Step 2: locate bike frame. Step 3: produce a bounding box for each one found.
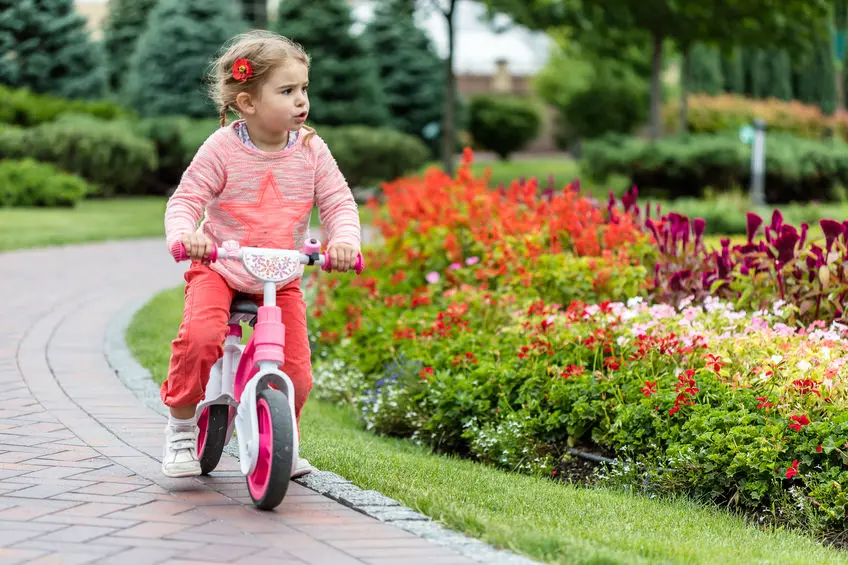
[177,238,362,477]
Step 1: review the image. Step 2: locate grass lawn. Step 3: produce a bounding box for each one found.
[0,197,372,253]
[126,285,848,565]
[0,197,167,252]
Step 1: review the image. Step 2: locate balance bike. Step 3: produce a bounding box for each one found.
[174,238,363,510]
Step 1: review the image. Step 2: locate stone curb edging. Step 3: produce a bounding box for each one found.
[104,295,543,565]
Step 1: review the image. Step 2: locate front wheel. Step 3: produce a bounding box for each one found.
[246,388,294,510]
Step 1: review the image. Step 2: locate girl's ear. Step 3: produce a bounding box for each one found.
[234,91,255,116]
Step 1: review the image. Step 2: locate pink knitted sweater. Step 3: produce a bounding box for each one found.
[164,121,361,293]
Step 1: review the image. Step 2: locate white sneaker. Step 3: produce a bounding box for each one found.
[161,424,201,478]
[292,457,316,478]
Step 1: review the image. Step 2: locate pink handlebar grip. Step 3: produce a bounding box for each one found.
[322,252,364,275]
[173,243,217,263]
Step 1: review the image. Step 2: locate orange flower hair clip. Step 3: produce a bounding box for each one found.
[232,58,253,82]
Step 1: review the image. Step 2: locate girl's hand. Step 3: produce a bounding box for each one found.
[328,243,358,272]
[181,232,214,261]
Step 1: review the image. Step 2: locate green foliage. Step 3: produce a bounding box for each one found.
[468,94,542,160]
[793,38,838,115]
[688,43,723,96]
[318,126,430,188]
[582,132,848,203]
[276,0,389,127]
[720,48,744,94]
[742,48,766,98]
[0,0,107,99]
[364,0,444,141]
[535,52,648,144]
[102,0,159,93]
[124,0,248,118]
[0,158,91,207]
[0,85,131,127]
[0,115,158,196]
[761,48,793,101]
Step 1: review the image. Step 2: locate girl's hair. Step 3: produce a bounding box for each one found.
[210,30,315,144]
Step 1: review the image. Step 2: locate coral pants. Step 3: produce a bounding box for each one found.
[160,263,313,423]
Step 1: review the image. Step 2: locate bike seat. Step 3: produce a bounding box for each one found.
[229,297,258,326]
[230,298,258,317]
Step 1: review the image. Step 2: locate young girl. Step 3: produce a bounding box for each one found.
[160,30,361,478]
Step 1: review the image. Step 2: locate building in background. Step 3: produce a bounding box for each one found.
[74,0,557,151]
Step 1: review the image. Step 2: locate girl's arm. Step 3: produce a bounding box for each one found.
[164,134,228,258]
[312,136,361,250]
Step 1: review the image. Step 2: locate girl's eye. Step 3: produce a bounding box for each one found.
[282,88,292,95]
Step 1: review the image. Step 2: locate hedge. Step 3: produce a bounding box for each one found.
[581,132,848,203]
[0,115,158,196]
[0,159,91,207]
[0,85,131,127]
[663,93,848,140]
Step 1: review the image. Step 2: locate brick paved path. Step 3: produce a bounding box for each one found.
[0,239,479,565]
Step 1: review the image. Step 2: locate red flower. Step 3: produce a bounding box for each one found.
[640,381,658,397]
[816,445,823,453]
[419,366,434,380]
[788,414,810,432]
[755,396,774,410]
[561,365,585,379]
[232,58,253,82]
[785,459,799,479]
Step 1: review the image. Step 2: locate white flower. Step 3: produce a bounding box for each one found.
[770,355,783,365]
[796,360,812,372]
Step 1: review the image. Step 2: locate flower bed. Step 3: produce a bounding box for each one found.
[309,151,848,539]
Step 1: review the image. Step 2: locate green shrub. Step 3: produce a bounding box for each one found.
[132,116,196,193]
[468,94,542,160]
[0,115,157,196]
[558,65,648,145]
[316,126,430,187]
[0,85,132,127]
[0,159,91,207]
[582,132,848,203]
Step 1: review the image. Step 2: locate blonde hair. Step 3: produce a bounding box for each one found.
[210,30,316,144]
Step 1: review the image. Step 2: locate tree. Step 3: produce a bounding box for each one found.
[238,0,268,28]
[124,0,248,117]
[275,0,389,128]
[0,0,107,99]
[720,48,744,94]
[486,0,832,138]
[688,43,723,96]
[364,0,444,143]
[102,0,158,93]
[760,48,793,101]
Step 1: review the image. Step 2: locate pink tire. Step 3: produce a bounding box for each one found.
[247,388,294,510]
[197,404,229,475]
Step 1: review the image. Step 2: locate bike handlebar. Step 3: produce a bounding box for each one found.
[173,238,364,275]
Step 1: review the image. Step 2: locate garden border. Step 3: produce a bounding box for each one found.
[104,295,544,565]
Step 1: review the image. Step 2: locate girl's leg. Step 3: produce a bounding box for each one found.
[160,263,234,477]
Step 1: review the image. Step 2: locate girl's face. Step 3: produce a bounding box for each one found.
[243,61,310,135]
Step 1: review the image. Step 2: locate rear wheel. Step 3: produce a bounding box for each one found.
[197,404,229,475]
[246,388,294,510]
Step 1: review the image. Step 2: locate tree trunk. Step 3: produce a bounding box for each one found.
[441,0,457,176]
[679,45,690,134]
[649,31,664,140]
[240,0,267,28]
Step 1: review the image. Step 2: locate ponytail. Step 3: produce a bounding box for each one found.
[219,105,229,127]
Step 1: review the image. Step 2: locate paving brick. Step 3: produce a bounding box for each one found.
[37,525,118,543]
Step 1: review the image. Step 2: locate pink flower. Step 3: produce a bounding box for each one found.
[465,256,480,266]
[448,262,462,270]
[425,271,440,284]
